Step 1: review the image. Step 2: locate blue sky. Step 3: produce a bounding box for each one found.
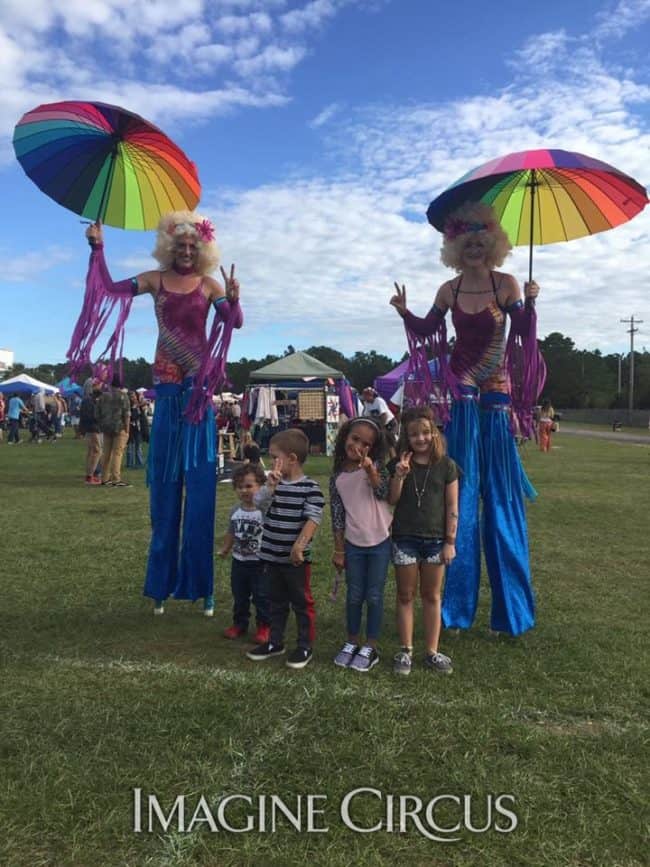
[1,0,649,369]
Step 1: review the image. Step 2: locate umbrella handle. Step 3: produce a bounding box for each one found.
[528,169,537,284]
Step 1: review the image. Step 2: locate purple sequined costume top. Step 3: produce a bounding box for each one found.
[152,278,210,384]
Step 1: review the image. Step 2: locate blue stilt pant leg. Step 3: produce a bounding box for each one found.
[442,392,482,629]
[480,394,535,636]
[143,386,184,601]
[175,401,217,601]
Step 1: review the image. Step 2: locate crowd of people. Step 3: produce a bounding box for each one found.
[2,199,551,673]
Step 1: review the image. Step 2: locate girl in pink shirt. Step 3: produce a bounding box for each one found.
[330,418,392,672]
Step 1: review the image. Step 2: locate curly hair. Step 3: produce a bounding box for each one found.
[440,202,512,272]
[152,210,220,276]
[232,462,266,488]
[397,406,447,465]
[332,417,388,474]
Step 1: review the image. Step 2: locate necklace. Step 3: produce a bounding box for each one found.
[458,288,493,294]
[412,462,431,509]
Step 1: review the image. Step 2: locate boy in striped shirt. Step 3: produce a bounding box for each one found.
[246,429,324,669]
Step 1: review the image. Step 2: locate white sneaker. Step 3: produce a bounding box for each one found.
[153,603,165,616]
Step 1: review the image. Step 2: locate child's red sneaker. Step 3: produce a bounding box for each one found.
[253,624,271,644]
[223,625,246,640]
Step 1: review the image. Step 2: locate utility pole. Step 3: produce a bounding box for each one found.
[617,353,622,396]
[620,316,643,414]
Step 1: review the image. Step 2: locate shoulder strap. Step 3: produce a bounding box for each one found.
[452,275,463,305]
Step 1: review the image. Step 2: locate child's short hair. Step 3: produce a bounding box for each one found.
[269,428,309,464]
[398,406,447,464]
[232,463,266,487]
[243,443,261,463]
[332,416,388,473]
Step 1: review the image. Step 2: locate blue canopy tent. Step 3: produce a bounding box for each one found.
[56,376,83,397]
[0,373,58,395]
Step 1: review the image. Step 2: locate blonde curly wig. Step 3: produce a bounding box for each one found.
[440,202,512,272]
[152,210,220,276]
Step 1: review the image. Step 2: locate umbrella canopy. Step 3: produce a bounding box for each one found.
[427,149,648,280]
[13,100,201,229]
[0,373,59,395]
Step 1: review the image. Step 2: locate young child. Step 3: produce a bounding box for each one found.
[330,418,391,672]
[246,429,325,669]
[218,463,271,644]
[388,406,459,675]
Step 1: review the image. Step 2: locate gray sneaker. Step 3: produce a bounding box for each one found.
[424,651,453,674]
[334,642,359,668]
[393,650,413,676]
[349,645,379,672]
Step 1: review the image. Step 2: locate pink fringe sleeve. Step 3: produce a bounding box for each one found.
[184,299,244,423]
[505,300,546,439]
[66,245,135,383]
[401,306,452,425]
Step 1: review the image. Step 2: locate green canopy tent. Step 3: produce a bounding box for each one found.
[247,352,348,455]
[249,351,344,383]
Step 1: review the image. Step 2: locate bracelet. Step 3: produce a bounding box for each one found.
[334,549,344,554]
[444,537,456,545]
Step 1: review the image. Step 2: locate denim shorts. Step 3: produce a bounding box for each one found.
[392,536,444,566]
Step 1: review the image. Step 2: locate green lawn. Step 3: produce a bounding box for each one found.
[0,431,648,866]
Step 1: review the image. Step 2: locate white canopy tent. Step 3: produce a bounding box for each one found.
[0,373,59,394]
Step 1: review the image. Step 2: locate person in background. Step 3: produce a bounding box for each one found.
[361,387,396,432]
[0,392,5,443]
[97,375,131,487]
[7,393,27,444]
[69,392,82,438]
[126,391,147,469]
[538,400,556,453]
[79,380,103,485]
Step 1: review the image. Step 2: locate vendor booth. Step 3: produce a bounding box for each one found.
[244,351,356,456]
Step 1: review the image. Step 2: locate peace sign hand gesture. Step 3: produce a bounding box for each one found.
[353,444,373,473]
[395,451,412,479]
[390,282,407,317]
[220,264,240,302]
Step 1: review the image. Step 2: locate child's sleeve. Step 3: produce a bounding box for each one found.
[373,465,390,500]
[254,484,274,513]
[329,475,346,531]
[446,457,460,483]
[303,481,325,525]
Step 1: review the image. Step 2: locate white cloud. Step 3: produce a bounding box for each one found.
[0,0,357,150]
[200,14,649,358]
[309,102,343,128]
[594,0,650,39]
[2,247,73,282]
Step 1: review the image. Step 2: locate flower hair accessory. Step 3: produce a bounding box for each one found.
[444,218,494,240]
[166,219,216,243]
[194,219,215,242]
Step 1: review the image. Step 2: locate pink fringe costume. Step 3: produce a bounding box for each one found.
[68,243,243,607]
[401,272,545,635]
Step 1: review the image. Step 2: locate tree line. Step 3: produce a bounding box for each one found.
[6,333,650,409]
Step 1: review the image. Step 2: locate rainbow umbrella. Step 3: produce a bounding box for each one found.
[13,100,201,230]
[426,149,648,281]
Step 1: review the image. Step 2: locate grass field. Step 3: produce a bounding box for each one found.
[0,430,648,866]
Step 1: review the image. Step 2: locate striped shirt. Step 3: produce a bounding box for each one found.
[256,476,325,563]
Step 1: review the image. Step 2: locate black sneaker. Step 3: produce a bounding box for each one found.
[246,641,285,661]
[286,647,313,669]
